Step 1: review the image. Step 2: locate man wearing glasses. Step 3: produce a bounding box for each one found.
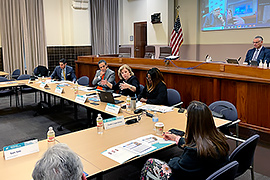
[92,59,115,90]
[244,36,270,66]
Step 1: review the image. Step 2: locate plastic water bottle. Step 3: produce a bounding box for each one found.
[96,114,104,134]
[126,95,131,111]
[152,111,159,131]
[47,127,55,147]
[74,82,79,94]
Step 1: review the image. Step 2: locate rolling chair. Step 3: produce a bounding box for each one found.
[229,134,260,180]
[77,76,89,86]
[119,47,131,58]
[17,74,37,108]
[0,77,15,107]
[167,88,181,106]
[159,46,171,59]
[11,69,20,80]
[206,161,239,180]
[33,65,50,77]
[144,45,155,58]
[209,101,240,145]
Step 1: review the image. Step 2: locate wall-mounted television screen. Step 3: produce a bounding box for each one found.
[201,0,270,31]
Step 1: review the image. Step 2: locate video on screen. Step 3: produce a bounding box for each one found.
[201,0,270,31]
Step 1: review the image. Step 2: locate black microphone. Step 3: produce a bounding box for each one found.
[237,57,241,61]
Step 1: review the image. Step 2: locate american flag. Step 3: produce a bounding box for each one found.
[169,15,183,56]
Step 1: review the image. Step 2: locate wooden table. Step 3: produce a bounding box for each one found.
[75,56,270,135]
[0,71,9,76]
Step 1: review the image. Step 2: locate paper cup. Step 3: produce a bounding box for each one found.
[155,122,164,135]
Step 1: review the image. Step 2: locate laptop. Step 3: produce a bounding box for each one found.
[98,91,124,104]
[226,59,239,64]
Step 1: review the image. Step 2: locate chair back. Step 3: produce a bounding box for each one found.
[159,46,171,59]
[11,69,20,79]
[206,161,239,180]
[77,76,89,86]
[209,101,238,121]
[119,47,131,58]
[167,88,181,106]
[17,74,31,80]
[33,66,50,77]
[144,45,155,58]
[229,134,260,178]
[139,84,144,94]
[0,77,10,82]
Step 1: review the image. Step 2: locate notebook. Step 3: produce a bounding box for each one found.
[98,91,124,104]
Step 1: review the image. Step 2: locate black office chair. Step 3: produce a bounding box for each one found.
[229,134,260,180]
[33,66,50,77]
[167,88,181,107]
[11,69,20,80]
[17,74,37,107]
[144,45,155,58]
[0,77,15,107]
[159,46,171,59]
[206,161,239,180]
[139,84,144,95]
[77,76,89,86]
[209,101,240,145]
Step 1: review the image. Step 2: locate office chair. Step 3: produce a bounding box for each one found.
[11,69,20,80]
[209,101,240,145]
[139,84,144,94]
[0,77,15,107]
[144,45,155,58]
[17,74,37,108]
[119,47,131,58]
[206,161,239,180]
[33,66,50,77]
[159,46,171,59]
[229,134,259,180]
[167,88,181,107]
[77,76,89,86]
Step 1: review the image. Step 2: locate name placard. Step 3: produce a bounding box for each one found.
[40,82,48,88]
[55,86,64,94]
[75,95,87,104]
[105,103,121,114]
[103,116,125,130]
[3,139,39,160]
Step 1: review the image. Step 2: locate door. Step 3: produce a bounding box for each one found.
[134,22,147,58]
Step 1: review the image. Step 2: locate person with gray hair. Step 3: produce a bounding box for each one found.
[244,35,270,66]
[32,143,87,180]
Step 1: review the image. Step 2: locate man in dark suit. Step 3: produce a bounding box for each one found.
[50,58,76,81]
[92,59,115,90]
[244,36,270,66]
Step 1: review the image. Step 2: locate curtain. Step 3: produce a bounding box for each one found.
[90,0,119,55]
[0,0,47,76]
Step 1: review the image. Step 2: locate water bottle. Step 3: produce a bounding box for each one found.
[74,81,79,94]
[126,95,131,111]
[152,111,159,131]
[96,114,104,134]
[47,127,55,147]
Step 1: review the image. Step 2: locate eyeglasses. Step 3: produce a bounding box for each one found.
[99,65,106,69]
[253,41,261,44]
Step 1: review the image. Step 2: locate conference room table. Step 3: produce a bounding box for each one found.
[0,71,9,76]
[0,78,230,179]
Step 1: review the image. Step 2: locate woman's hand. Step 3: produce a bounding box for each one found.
[163,132,177,141]
[140,98,147,103]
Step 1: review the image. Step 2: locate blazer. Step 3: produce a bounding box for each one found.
[92,68,115,90]
[138,81,168,105]
[244,46,270,65]
[168,138,229,180]
[112,75,140,97]
[50,65,76,81]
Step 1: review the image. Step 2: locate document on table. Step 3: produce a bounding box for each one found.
[102,134,174,164]
[139,104,174,113]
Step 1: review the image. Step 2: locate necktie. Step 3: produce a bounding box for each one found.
[252,49,259,61]
[63,69,66,80]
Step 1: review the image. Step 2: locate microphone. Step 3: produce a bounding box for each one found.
[237,57,241,61]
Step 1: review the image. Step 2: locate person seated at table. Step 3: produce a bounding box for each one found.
[141,101,229,180]
[92,59,115,91]
[50,58,76,82]
[138,67,167,105]
[103,64,140,97]
[32,143,87,180]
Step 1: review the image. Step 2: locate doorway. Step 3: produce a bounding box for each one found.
[134,22,147,58]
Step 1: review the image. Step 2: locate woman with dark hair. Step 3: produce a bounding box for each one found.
[138,67,167,105]
[104,64,140,97]
[141,101,229,180]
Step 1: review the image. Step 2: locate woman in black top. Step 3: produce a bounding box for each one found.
[138,67,167,105]
[141,101,229,179]
[104,64,140,97]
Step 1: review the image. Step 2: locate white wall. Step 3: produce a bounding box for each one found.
[44,0,90,46]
